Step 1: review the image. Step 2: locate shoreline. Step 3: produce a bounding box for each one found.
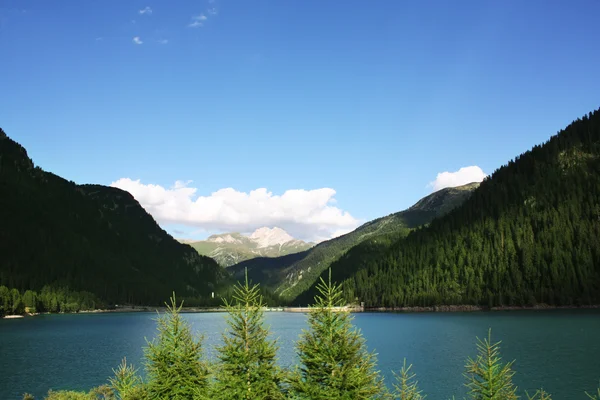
[3,304,599,319]
[363,304,600,313]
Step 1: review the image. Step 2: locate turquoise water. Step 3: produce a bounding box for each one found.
[1,310,599,399]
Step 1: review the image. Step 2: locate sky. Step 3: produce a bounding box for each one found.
[1,0,600,242]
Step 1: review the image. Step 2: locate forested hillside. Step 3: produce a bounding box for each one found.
[319,110,600,308]
[0,129,228,308]
[232,183,478,300]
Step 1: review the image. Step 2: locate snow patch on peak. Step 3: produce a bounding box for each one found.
[250,227,294,248]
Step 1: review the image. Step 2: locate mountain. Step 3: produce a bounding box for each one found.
[0,129,228,306]
[307,109,600,308]
[182,227,313,267]
[230,182,479,301]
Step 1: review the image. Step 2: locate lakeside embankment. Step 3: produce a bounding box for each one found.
[364,304,600,313]
[3,303,599,319]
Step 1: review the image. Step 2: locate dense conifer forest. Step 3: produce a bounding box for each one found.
[0,129,228,308]
[297,109,600,308]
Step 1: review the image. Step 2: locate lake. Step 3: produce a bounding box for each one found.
[1,310,599,399]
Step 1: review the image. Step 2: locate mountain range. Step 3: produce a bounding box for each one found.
[229,182,480,300]
[181,227,313,267]
[1,108,599,310]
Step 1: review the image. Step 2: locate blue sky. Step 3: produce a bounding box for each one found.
[2,0,600,241]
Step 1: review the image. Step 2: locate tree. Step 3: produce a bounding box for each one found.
[392,359,425,400]
[23,290,37,313]
[289,269,386,399]
[144,293,209,400]
[586,385,600,400]
[526,389,552,399]
[10,288,23,314]
[109,358,146,400]
[464,329,517,400]
[0,285,9,315]
[212,270,285,400]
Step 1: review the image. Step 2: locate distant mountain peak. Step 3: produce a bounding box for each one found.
[183,226,312,267]
[250,227,295,248]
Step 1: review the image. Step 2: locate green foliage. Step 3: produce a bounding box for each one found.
[586,385,600,399]
[464,330,517,400]
[310,109,600,308]
[526,389,552,399]
[108,358,145,400]
[0,129,227,307]
[23,290,37,312]
[11,287,23,314]
[41,385,115,399]
[392,359,425,400]
[0,285,10,315]
[289,270,386,399]
[0,285,103,315]
[212,270,285,399]
[144,293,209,400]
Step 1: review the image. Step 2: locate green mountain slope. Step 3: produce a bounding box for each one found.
[0,129,228,306]
[182,228,313,267]
[230,182,479,301]
[325,109,600,308]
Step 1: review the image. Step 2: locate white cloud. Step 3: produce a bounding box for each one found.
[158,39,169,44]
[110,179,360,241]
[428,166,487,192]
[132,36,143,45]
[139,6,152,15]
[188,14,207,28]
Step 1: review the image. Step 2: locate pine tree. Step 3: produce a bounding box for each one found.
[586,385,600,400]
[289,269,386,399]
[392,359,425,400]
[526,389,552,399]
[144,293,209,400]
[464,329,517,400]
[212,270,285,400]
[109,358,146,400]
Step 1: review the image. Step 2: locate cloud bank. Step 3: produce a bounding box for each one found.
[111,179,359,241]
[428,166,487,192]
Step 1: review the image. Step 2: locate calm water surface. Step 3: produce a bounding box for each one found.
[1,310,599,399]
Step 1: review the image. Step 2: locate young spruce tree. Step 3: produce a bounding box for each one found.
[144,293,209,400]
[109,357,146,400]
[289,269,385,399]
[392,359,425,400]
[212,270,285,400]
[464,329,517,400]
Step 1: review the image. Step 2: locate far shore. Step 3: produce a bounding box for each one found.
[363,304,600,313]
[3,303,599,319]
